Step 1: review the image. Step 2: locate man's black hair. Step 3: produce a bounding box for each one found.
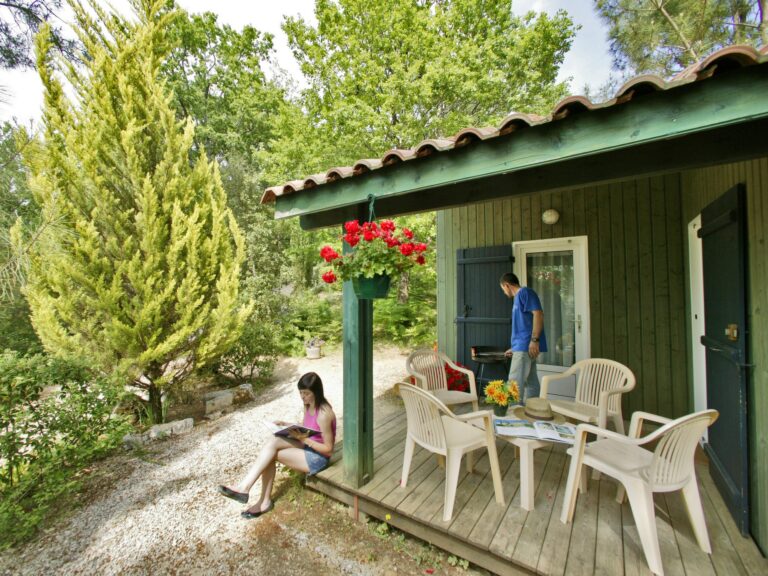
[499,272,520,286]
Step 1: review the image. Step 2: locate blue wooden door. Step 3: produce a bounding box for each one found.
[456,246,513,386]
[699,184,750,535]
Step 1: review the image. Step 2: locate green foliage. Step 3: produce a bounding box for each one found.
[275,290,342,355]
[161,6,285,162]
[320,218,429,283]
[0,0,78,69]
[0,122,42,353]
[269,0,576,178]
[0,350,129,548]
[373,214,436,345]
[23,0,250,422]
[595,0,767,76]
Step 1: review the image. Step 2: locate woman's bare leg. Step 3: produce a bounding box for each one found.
[244,447,310,513]
[229,436,299,494]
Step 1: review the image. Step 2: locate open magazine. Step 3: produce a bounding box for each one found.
[264,421,321,439]
[494,418,576,444]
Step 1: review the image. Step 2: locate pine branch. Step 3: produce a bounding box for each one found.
[652,0,699,61]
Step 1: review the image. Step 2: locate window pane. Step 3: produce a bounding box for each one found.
[526,251,576,368]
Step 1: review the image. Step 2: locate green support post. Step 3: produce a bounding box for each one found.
[342,223,375,487]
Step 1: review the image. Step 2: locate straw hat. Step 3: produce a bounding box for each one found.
[512,398,566,423]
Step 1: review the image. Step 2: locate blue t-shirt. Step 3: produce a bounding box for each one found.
[511,287,548,352]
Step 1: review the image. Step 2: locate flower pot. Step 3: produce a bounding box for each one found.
[305,346,322,359]
[493,404,508,417]
[352,274,391,299]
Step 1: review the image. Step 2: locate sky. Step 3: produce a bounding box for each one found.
[0,0,614,125]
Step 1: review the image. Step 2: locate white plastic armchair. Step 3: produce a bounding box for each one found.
[540,358,635,433]
[396,382,504,522]
[560,409,719,576]
[406,349,479,412]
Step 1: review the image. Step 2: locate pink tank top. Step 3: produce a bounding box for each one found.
[303,406,336,444]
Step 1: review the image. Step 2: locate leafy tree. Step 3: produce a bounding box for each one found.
[161,7,285,161]
[24,0,249,422]
[0,122,41,352]
[161,8,297,372]
[273,0,576,176]
[0,0,77,69]
[595,0,768,76]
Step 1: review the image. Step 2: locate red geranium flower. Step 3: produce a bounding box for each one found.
[380,219,395,232]
[414,242,427,253]
[363,229,378,241]
[416,254,425,265]
[403,227,414,239]
[344,233,360,247]
[399,242,414,256]
[322,270,337,283]
[320,245,340,262]
[345,220,360,234]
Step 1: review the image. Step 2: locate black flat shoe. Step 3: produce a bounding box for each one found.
[218,485,248,504]
[241,502,273,519]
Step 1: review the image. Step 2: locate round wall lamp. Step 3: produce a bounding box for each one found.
[542,208,560,225]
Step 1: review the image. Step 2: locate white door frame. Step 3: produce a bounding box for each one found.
[688,214,708,441]
[513,236,591,386]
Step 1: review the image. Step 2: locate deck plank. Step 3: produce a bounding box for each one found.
[512,446,566,572]
[663,490,716,576]
[563,470,599,576]
[654,491,687,576]
[697,463,768,576]
[535,448,572,576]
[488,445,554,560]
[621,498,654,576]
[449,443,516,544]
[467,442,523,549]
[593,478,624,576]
[381,446,437,508]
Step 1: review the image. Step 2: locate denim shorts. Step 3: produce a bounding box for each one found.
[304,445,330,476]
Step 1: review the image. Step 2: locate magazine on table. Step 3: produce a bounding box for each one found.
[494,418,576,444]
[264,421,321,438]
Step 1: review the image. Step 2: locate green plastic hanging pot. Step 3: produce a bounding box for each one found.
[352,274,391,299]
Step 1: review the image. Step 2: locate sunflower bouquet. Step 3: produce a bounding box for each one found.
[484,379,520,407]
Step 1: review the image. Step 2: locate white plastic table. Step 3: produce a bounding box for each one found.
[498,436,549,511]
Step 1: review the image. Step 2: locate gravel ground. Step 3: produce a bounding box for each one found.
[0,345,417,576]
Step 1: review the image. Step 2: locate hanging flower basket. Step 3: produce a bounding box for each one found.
[319,219,430,297]
[352,273,391,299]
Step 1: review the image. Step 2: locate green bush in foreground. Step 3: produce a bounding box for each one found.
[0,351,129,549]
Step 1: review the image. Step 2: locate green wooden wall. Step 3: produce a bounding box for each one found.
[437,176,689,420]
[680,158,768,554]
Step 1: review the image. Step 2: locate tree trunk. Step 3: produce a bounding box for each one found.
[398,272,410,303]
[148,381,163,424]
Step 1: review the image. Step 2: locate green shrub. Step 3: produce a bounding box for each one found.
[0,351,129,549]
[276,290,343,355]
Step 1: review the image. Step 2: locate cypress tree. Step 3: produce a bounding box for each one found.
[24,0,249,422]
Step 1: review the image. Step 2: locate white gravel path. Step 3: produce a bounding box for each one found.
[0,345,412,576]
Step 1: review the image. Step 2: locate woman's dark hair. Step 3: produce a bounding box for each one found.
[297,372,331,409]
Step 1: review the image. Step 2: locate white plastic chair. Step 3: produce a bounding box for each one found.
[540,358,635,433]
[406,349,479,412]
[396,382,504,522]
[560,409,719,576]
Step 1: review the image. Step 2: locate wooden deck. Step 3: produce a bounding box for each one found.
[306,409,767,576]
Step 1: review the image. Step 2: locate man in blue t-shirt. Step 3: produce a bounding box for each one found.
[500,272,547,402]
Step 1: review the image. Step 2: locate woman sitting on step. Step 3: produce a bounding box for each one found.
[217,372,336,518]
